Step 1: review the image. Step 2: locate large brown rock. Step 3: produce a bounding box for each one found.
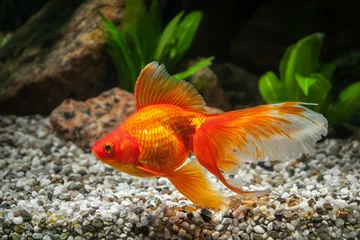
[188,62,232,111]
[50,87,223,152]
[212,62,264,109]
[0,0,124,115]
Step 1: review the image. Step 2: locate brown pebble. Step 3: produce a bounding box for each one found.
[316,207,328,215]
[310,169,319,176]
[269,231,279,238]
[51,175,62,184]
[289,201,299,207]
[172,224,179,232]
[32,185,41,192]
[13,211,20,217]
[162,189,172,195]
[308,198,315,207]
[323,202,333,210]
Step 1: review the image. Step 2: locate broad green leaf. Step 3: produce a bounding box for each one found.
[258,71,284,104]
[330,81,360,125]
[167,11,203,70]
[154,11,184,62]
[319,63,336,82]
[302,73,332,111]
[295,73,317,96]
[284,33,324,98]
[279,44,294,81]
[173,57,214,80]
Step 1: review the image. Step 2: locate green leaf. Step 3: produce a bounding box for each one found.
[279,44,294,81]
[99,13,137,91]
[319,63,336,82]
[295,73,317,96]
[258,71,284,104]
[295,73,332,112]
[122,0,160,65]
[330,82,360,125]
[283,33,324,98]
[167,11,203,70]
[154,11,185,62]
[173,57,214,80]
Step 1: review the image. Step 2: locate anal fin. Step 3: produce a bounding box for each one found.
[167,160,229,210]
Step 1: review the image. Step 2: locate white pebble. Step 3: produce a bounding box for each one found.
[141,216,149,226]
[12,216,23,225]
[253,225,265,234]
[286,223,295,231]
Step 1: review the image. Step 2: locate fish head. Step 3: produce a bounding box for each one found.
[92,128,140,166]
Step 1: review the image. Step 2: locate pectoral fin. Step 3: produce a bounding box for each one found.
[167,160,229,210]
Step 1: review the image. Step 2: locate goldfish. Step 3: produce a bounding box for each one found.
[92,61,328,210]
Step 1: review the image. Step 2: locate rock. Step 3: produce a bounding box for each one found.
[0,0,122,115]
[50,88,136,151]
[50,87,223,152]
[187,60,231,111]
[212,62,263,109]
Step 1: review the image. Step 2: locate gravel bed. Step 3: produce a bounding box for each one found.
[0,115,359,240]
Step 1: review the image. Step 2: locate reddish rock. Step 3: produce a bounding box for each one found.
[50,88,136,151]
[50,88,223,152]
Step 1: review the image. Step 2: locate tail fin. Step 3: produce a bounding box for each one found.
[193,102,328,197]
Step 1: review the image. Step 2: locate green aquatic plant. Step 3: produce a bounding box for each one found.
[99,0,213,92]
[258,32,360,126]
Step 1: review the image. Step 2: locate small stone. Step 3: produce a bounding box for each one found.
[141,216,149,226]
[323,203,333,210]
[11,233,21,240]
[221,218,232,225]
[179,228,186,237]
[175,211,186,219]
[19,210,32,221]
[74,224,82,234]
[133,207,144,215]
[32,233,43,239]
[211,231,220,240]
[303,229,309,236]
[24,222,33,230]
[316,207,327,215]
[286,223,295,231]
[13,225,25,234]
[59,232,70,240]
[253,225,265,234]
[92,218,103,228]
[232,226,240,234]
[215,224,224,231]
[12,216,23,225]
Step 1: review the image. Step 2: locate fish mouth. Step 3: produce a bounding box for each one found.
[92,150,100,160]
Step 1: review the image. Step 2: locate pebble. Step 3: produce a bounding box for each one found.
[140,216,149,226]
[0,116,359,239]
[253,225,265,234]
[12,216,23,225]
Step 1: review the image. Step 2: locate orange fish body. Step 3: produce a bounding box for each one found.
[92,62,328,210]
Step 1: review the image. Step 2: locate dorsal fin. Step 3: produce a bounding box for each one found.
[134,62,206,112]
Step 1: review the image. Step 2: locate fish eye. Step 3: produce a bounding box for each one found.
[103,142,114,153]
